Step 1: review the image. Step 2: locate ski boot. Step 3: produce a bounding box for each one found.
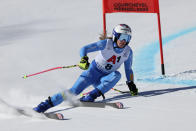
[80,88,104,102]
[33,96,54,113]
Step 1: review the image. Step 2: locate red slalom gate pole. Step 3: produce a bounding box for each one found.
[102,0,106,36]
[23,65,78,79]
[156,0,165,75]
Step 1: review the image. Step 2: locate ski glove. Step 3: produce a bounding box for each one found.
[126,81,138,96]
[79,56,90,70]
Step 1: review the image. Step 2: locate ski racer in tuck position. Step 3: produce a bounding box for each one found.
[33,24,138,113]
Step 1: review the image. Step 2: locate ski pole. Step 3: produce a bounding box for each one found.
[111,88,125,93]
[80,83,127,96]
[80,87,126,97]
[23,64,78,79]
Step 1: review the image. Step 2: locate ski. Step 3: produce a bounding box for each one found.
[16,107,66,120]
[79,101,124,109]
[43,113,64,120]
[0,99,66,120]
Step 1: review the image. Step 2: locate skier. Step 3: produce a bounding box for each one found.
[33,24,138,113]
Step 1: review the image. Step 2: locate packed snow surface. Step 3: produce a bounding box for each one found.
[0,0,196,131]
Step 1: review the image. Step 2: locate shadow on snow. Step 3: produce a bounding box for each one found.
[104,85,196,102]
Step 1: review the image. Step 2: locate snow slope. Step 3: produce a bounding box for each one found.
[0,0,196,131]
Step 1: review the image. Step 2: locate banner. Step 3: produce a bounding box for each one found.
[103,0,159,13]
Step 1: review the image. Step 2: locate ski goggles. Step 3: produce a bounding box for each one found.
[118,34,131,43]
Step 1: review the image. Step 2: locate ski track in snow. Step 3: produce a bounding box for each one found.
[134,26,196,86]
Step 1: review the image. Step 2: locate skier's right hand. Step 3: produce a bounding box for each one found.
[79,56,90,70]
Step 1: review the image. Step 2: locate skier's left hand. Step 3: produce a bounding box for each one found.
[79,56,90,70]
[126,81,138,96]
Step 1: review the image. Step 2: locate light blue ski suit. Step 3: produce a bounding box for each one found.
[50,39,133,106]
